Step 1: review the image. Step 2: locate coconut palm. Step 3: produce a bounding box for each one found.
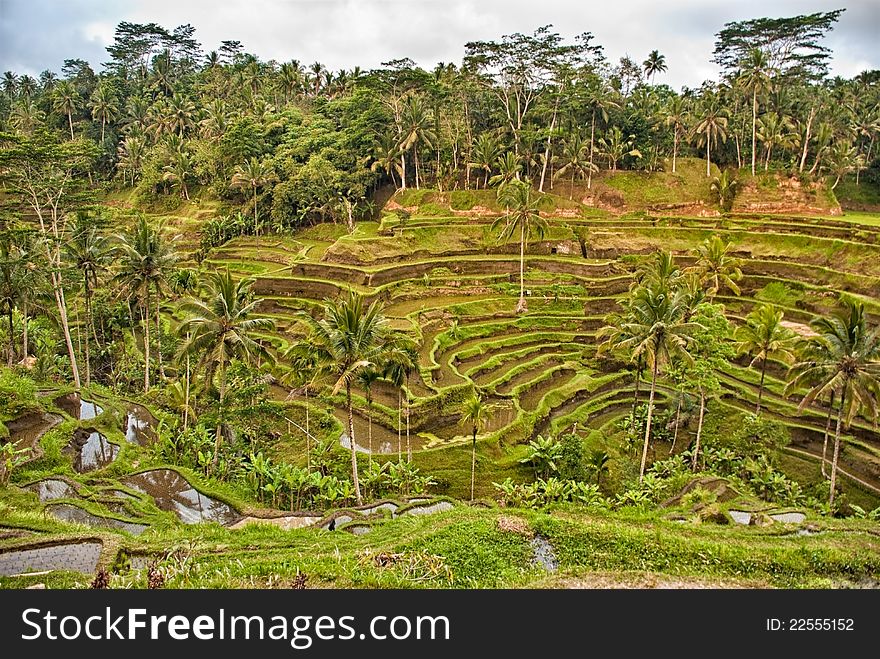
[694,94,728,177]
[554,132,595,200]
[634,250,682,293]
[493,181,548,314]
[756,113,795,170]
[689,235,742,299]
[162,151,195,200]
[469,133,502,189]
[737,48,774,176]
[824,141,860,190]
[585,81,620,189]
[52,81,78,140]
[643,50,668,85]
[616,283,694,481]
[382,341,419,462]
[735,304,797,414]
[65,223,111,385]
[460,393,487,501]
[113,218,177,392]
[709,170,740,213]
[178,270,275,469]
[371,132,402,188]
[399,94,437,189]
[598,126,641,171]
[786,300,880,509]
[664,96,689,173]
[90,83,118,144]
[231,158,276,236]
[299,292,396,505]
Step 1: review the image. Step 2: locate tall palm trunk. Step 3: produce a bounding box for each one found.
[400,153,407,190]
[799,106,815,172]
[414,148,420,190]
[691,390,706,471]
[821,390,835,479]
[470,428,477,502]
[253,183,259,236]
[706,129,711,178]
[213,358,227,470]
[671,392,683,453]
[516,222,526,314]
[51,270,80,389]
[6,309,13,367]
[397,389,402,461]
[539,97,559,193]
[367,391,373,468]
[828,389,846,511]
[751,88,757,176]
[346,381,363,505]
[756,358,767,414]
[183,334,191,431]
[639,360,659,482]
[143,288,151,392]
[405,374,411,462]
[21,296,28,359]
[67,110,74,140]
[672,128,678,173]
[631,356,643,418]
[155,287,165,380]
[587,110,596,190]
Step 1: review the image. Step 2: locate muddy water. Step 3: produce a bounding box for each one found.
[124,403,158,445]
[335,408,411,454]
[65,428,119,472]
[530,535,558,572]
[122,469,239,525]
[6,413,62,458]
[54,393,103,420]
[399,501,454,516]
[47,503,148,536]
[0,541,103,576]
[26,479,76,502]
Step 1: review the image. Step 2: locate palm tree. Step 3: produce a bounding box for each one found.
[460,393,487,501]
[90,83,118,144]
[664,96,689,173]
[469,134,502,189]
[382,341,418,461]
[65,223,111,385]
[488,152,521,188]
[643,50,668,85]
[635,250,682,293]
[689,235,742,299]
[2,71,17,98]
[116,136,146,186]
[231,158,276,236]
[709,170,741,213]
[162,151,195,200]
[52,81,78,140]
[585,81,620,189]
[737,48,774,176]
[178,270,275,469]
[299,292,396,505]
[0,234,21,366]
[492,181,548,314]
[824,141,860,190]
[694,94,728,177]
[399,95,437,189]
[598,126,641,171]
[756,113,795,170]
[113,218,177,392]
[787,300,880,509]
[371,132,402,188]
[554,132,595,199]
[617,284,693,481]
[735,304,797,414]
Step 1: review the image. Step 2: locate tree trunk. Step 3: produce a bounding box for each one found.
[405,375,411,462]
[470,430,477,502]
[639,361,659,482]
[101,118,105,144]
[516,221,526,314]
[67,110,74,140]
[692,390,706,471]
[21,296,28,359]
[400,153,406,189]
[631,356,643,418]
[253,183,259,236]
[587,111,596,190]
[155,287,165,380]
[671,392,682,453]
[367,393,373,469]
[212,358,227,470]
[751,89,757,176]
[6,309,13,367]
[347,381,363,505]
[397,389,402,461]
[672,129,678,174]
[414,148,420,190]
[756,359,767,414]
[143,289,151,392]
[821,390,835,479]
[706,130,711,178]
[799,106,815,172]
[183,337,191,431]
[51,270,80,389]
[539,98,559,193]
[828,389,846,511]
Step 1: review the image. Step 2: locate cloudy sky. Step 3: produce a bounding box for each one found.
[1,0,877,89]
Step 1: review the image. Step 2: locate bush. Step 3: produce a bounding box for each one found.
[449,190,477,210]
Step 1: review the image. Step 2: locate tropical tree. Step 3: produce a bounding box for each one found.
[299,292,396,505]
[584,80,620,189]
[65,222,111,385]
[356,367,383,466]
[694,94,728,177]
[461,393,487,501]
[162,150,195,200]
[616,283,693,481]
[643,50,668,84]
[689,235,742,298]
[554,132,595,199]
[709,170,741,213]
[399,94,437,189]
[231,158,276,235]
[824,141,860,190]
[90,83,118,144]
[469,133,502,189]
[786,300,880,510]
[664,96,689,173]
[488,152,521,188]
[598,126,641,171]
[52,81,79,140]
[492,181,548,314]
[756,113,795,169]
[737,48,774,176]
[178,270,275,469]
[735,304,797,414]
[113,217,177,391]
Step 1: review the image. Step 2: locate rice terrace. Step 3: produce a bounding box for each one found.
[1,5,880,591]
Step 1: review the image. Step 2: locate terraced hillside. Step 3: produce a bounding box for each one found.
[190,186,880,507]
